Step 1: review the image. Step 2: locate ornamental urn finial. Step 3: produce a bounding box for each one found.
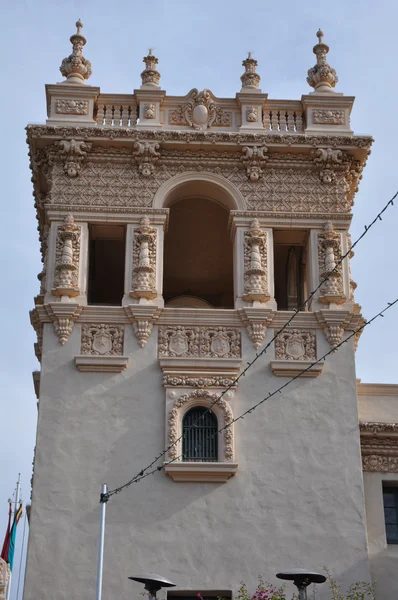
[307,29,338,93]
[59,20,92,84]
[141,48,161,89]
[240,52,261,91]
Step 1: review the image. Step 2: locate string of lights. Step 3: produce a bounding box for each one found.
[105,296,398,494]
[101,190,397,503]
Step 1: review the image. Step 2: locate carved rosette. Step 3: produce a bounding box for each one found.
[130,216,157,300]
[59,20,92,84]
[240,146,268,182]
[242,220,269,303]
[133,142,160,177]
[169,89,231,130]
[52,215,81,297]
[168,390,234,461]
[56,100,89,115]
[81,324,124,355]
[318,221,345,304]
[306,29,338,93]
[240,53,261,90]
[57,139,91,178]
[313,109,344,125]
[158,326,241,358]
[275,329,316,361]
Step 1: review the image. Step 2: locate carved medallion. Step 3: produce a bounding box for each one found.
[210,332,231,357]
[92,331,113,355]
[169,331,189,356]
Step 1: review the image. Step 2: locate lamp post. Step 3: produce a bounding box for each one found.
[128,573,176,600]
[276,569,326,600]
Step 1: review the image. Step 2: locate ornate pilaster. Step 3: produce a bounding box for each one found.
[240,146,268,182]
[52,215,81,297]
[306,29,338,93]
[59,20,92,84]
[130,216,157,300]
[318,221,345,304]
[242,219,270,303]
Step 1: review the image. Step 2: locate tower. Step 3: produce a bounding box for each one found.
[25,24,374,600]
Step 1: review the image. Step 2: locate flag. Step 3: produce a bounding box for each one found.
[8,504,23,571]
[1,502,12,562]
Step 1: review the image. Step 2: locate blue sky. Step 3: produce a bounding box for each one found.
[1,1,398,597]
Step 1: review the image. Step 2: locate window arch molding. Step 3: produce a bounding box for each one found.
[168,389,234,462]
[152,171,246,211]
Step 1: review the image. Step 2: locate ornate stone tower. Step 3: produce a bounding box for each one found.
[26,25,373,600]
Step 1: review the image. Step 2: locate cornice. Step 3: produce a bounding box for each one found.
[357,383,398,397]
[360,422,398,435]
[360,421,398,473]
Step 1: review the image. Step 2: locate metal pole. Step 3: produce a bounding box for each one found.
[6,474,21,600]
[95,484,108,600]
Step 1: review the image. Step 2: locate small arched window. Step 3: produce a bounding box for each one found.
[182,407,218,462]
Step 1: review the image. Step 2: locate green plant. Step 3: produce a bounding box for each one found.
[324,569,376,600]
[236,576,286,600]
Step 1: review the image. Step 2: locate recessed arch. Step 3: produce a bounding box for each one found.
[152,171,246,211]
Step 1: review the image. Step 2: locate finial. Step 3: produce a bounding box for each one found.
[306,29,338,93]
[59,20,92,84]
[141,49,161,89]
[240,52,261,91]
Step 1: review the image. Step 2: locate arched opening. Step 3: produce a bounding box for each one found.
[163,197,234,308]
[182,407,218,462]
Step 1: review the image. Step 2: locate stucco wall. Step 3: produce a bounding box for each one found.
[358,386,398,422]
[23,321,372,600]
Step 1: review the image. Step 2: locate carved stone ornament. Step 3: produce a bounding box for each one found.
[30,310,43,362]
[317,221,345,303]
[307,29,338,92]
[347,232,357,302]
[37,223,49,296]
[133,321,153,347]
[52,215,81,297]
[56,100,89,115]
[141,49,161,88]
[163,374,236,388]
[144,103,156,119]
[130,216,157,299]
[0,557,10,599]
[240,145,268,182]
[360,422,398,473]
[59,20,92,84]
[44,303,83,345]
[169,89,231,130]
[124,304,161,348]
[275,329,316,361]
[158,326,241,358]
[81,324,124,355]
[246,106,258,123]
[168,390,234,461]
[312,146,343,184]
[240,52,261,90]
[313,109,344,125]
[133,141,160,177]
[57,138,91,177]
[242,219,269,302]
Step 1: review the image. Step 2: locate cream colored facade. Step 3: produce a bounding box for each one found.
[23,22,398,600]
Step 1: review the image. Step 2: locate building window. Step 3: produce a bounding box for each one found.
[88,224,126,305]
[383,486,398,544]
[182,407,218,462]
[163,198,234,308]
[273,229,308,310]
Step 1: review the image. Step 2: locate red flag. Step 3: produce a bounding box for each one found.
[1,502,12,562]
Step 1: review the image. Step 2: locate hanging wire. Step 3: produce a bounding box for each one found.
[101,190,398,502]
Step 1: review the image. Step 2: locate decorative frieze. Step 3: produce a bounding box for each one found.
[274,329,316,361]
[55,100,89,115]
[158,326,241,358]
[57,139,91,177]
[242,219,269,302]
[81,324,124,355]
[360,422,398,473]
[52,215,81,297]
[313,109,344,125]
[169,89,232,130]
[163,374,236,388]
[130,216,157,300]
[133,141,160,177]
[168,389,234,461]
[240,145,268,182]
[317,221,345,304]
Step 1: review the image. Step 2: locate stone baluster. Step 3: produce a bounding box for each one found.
[242,220,270,303]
